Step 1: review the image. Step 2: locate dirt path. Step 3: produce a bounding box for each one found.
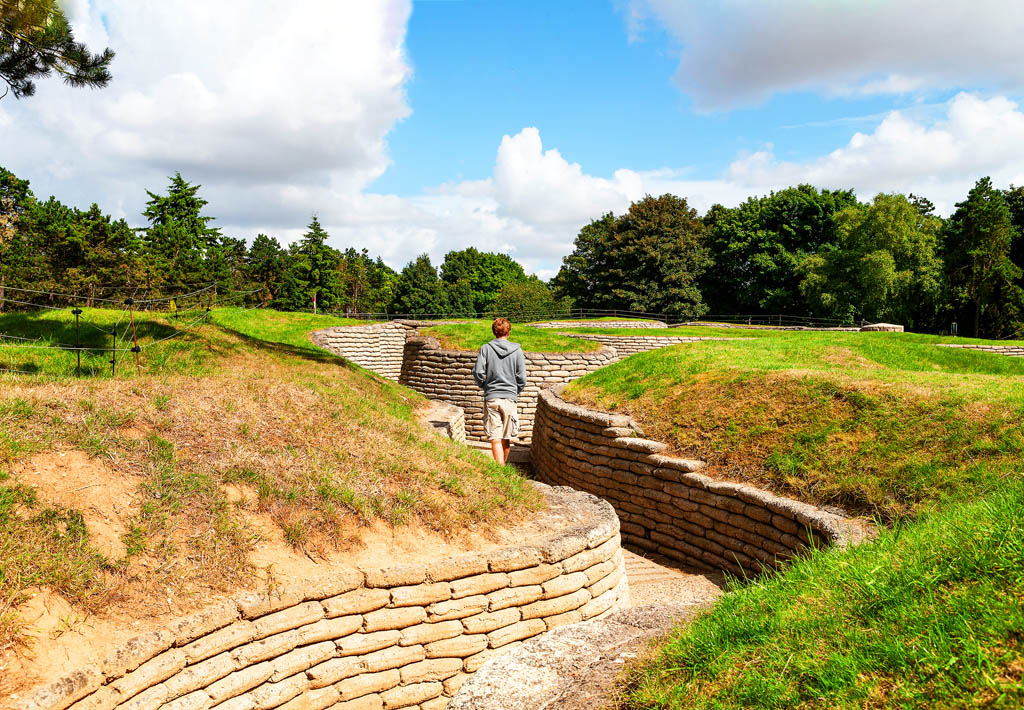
[622,549,726,607]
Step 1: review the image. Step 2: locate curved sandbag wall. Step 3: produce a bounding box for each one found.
[13,484,627,710]
[531,387,869,576]
[560,333,749,357]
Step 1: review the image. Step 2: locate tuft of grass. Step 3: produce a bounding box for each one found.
[623,483,1024,709]
[0,481,113,655]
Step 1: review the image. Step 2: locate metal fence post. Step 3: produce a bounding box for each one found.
[72,307,82,377]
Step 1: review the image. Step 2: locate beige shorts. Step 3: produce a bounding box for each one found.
[484,398,520,441]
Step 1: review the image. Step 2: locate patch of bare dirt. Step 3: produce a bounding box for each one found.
[13,450,137,560]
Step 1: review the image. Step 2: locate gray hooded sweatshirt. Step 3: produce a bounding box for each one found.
[473,338,527,401]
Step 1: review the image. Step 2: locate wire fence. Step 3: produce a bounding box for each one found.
[0,284,259,378]
[320,308,859,328]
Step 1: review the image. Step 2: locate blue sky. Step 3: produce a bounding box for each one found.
[3,1,1024,277]
[377,0,948,195]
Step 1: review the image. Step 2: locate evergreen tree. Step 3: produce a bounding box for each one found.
[0,166,35,309]
[1,0,114,99]
[944,177,1024,338]
[141,173,221,291]
[206,235,250,301]
[391,254,449,316]
[73,205,144,304]
[367,257,398,314]
[277,216,342,311]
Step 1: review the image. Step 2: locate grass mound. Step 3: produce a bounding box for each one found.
[623,482,1024,708]
[0,307,538,657]
[566,331,1024,522]
[421,321,600,352]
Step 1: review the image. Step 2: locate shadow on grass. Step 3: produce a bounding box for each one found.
[0,311,230,378]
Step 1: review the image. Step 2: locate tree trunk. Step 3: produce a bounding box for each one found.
[973,299,981,339]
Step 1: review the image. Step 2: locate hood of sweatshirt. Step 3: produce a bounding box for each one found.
[487,339,521,358]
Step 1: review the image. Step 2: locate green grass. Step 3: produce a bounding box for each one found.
[421,320,601,352]
[623,482,1024,708]
[566,331,1024,522]
[0,306,246,379]
[563,328,1024,707]
[0,473,113,654]
[209,308,369,352]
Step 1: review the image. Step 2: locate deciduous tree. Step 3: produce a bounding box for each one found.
[439,247,526,313]
[553,195,710,317]
[701,185,858,315]
[798,193,943,328]
[490,276,570,319]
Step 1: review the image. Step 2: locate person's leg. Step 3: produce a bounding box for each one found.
[502,438,511,461]
[484,399,504,463]
[490,440,505,464]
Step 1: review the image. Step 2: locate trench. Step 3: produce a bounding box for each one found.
[315,322,865,595]
[12,322,868,710]
[308,322,870,708]
[464,439,727,611]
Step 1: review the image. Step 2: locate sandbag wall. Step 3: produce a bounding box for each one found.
[399,337,619,443]
[310,324,410,381]
[937,343,1024,357]
[15,485,627,710]
[531,388,866,576]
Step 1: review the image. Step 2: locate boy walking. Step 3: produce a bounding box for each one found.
[472,318,526,464]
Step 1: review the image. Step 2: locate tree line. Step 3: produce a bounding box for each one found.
[553,181,1024,338]
[3,165,1023,338]
[0,168,567,317]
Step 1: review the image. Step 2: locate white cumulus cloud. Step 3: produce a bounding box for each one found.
[7,3,1024,283]
[628,0,1024,109]
[727,93,1024,213]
